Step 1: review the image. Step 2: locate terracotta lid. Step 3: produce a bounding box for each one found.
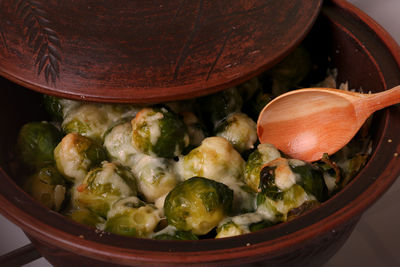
[0,0,322,103]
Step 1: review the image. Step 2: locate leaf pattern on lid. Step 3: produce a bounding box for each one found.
[14,0,62,85]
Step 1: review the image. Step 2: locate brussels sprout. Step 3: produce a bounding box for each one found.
[131,107,189,158]
[181,111,208,149]
[257,184,309,222]
[103,122,139,166]
[62,104,110,143]
[216,221,246,238]
[153,226,199,240]
[196,87,243,127]
[316,153,341,192]
[243,89,272,121]
[43,95,80,121]
[105,197,161,237]
[131,155,178,203]
[256,158,324,222]
[178,137,252,213]
[165,99,196,114]
[267,46,312,96]
[291,161,328,202]
[214,112,257,153]
[248,219,276,232]
[286,200,320,221]
[244,143,281,192]
[154,193,168,211]
[102,103,142,124]
[164,177,233,235]
[16,121,63,171]
[236,77,262,102]
[216,212,265,238]
[331,136,371,187]
[73,161,137,217]
[54,133,107,183]
[65,208,105,228]
[23,166,66,211]
[178,137,245,183]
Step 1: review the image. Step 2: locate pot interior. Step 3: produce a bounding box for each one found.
[0,1,399,265]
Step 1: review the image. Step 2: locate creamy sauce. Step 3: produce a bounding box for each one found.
[130,155,177,202]
[266,158,297,190]
[104,122,138,165]
[95,162,133,197]
[62,104,109,141]
[133,108,164,146]
[179,137,245,182]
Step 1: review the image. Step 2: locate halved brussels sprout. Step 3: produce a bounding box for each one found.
[164,177,233,235]
[16,121,62,171]
[23,165,66,211]
[104,197,161,237]
[65,208,105,228]
[73,161,137,217]
[214,112,257,153]
[131,155,178,203]
[153,226,199,240]
[103,122,139,166]
[131,107,189,158]
[54,133,107,183]
[244,143,281,192]
[196,87,243,127]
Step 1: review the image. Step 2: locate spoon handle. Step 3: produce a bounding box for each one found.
[364,85,400,113]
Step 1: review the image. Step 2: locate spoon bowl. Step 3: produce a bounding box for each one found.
[257,86,400,162]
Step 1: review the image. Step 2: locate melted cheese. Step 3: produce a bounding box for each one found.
[267,158,297,191]
[232,212,264,227]
[133,108,164,146]
[258,143,281,162]
[95,162,133,197]
[104,122,138,165]
[62,104,109,141]
[130,155,177,202]
[179,137,245,182]
[54,133,91,183]
[216,113,257,152]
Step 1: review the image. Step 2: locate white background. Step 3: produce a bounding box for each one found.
[1,1,399,266]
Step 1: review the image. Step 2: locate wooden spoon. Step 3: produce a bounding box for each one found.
[257,86,400,162]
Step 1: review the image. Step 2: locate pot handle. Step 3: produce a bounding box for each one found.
[0,243,42,266]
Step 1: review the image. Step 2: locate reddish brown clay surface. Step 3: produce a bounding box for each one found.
[0,0,399,266]
[0,0,322,103]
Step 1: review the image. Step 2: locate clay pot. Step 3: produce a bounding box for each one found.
[0,0,399,266]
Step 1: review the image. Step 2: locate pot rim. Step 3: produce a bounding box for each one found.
[0,0,400,265]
